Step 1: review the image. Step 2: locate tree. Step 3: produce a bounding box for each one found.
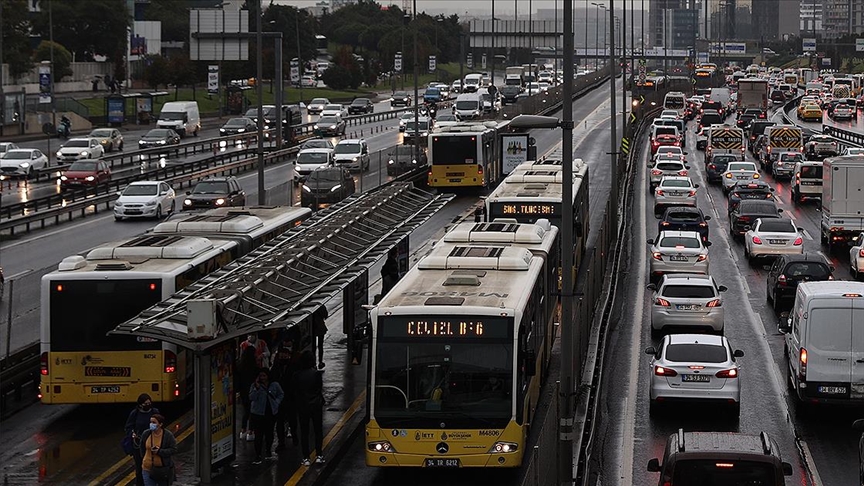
[142,55,169,89]
[31,0,130,62]
[1,0,35,80]
[167,54,196,98]
[321,64,352,90]
[34,41,73,80]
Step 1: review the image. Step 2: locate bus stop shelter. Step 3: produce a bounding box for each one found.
[104,91,169,126]
[110,183,453,483]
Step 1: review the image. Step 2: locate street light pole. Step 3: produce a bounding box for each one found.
[412,0,420,163]
[296,10,303,105]
[609,0,618,229]
[491,0,495,85]
[256,0,265,205]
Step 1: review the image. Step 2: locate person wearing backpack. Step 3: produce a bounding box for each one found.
[124,394,160,486]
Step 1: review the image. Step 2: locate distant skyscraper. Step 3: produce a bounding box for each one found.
[800,1,823,34]
[822,0,853,38]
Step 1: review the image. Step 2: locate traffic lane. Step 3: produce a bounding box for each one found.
[608,127,812,485]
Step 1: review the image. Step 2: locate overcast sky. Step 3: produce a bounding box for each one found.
[273,0,645,15]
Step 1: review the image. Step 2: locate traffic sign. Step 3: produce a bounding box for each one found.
[629,112,637,123]
[428,55,437,73]
[621,137,630,155]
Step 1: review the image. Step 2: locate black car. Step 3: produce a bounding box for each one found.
[390,91,412,107]
[499,85,522,104]
[386,145,427,176]
[727,180,775,214]
[736,108,763,129]
[138,128,181,149]
[314,115,346,136]
[748,120,775,152]
[770,89,786,104]
[348,98,374,115]
[700,100,724,118]
[300,167,356,208]
[219,117,257,136]
[765,253,834,311]
[705,154,738,182]
[729,199,782,239]
[697,110,723,130]
[182,176,246,210]
[657,207,711,242]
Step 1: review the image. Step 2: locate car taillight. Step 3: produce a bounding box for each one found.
[651,169,662,175]
[739,216,750,221]
[679,170,688,176]
[859,249,864,258]
[652,252,663,261]
[715,368,738,378]
[654,365,678,376]
[699,221,707,227]
[793,236,803,246]
[40,352,49,376]
[752,236,763,244]
[778,274,787,285]
[709,164,716,170]
[477,164,483,175]
[673,142,680,146]
[652,141,660,148]
[656,189,665,196]
[697,254,707,262]
[706,299,722,307]
[164,350,177,374]
[689,190,697,197]
[799,348,808,380]
[655,297,671,307]
[661,221,670,226]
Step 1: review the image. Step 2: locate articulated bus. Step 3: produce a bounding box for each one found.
[366,222,560,468]
[484,156,590,271]
[427,121,510,190]
[39,206,311,404]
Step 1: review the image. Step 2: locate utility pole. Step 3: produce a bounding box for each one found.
[412,0,420,164]
[296,11,303,105]
[0,0,5,137]
[256,0,265,205]
[610,0,617,228]
[491,0,496,85]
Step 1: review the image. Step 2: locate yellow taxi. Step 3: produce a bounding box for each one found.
[797,103,823,121]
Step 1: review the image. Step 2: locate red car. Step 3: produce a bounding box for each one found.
[59,160,111,190]
[651,133,681,155]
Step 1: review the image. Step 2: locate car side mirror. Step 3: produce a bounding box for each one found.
[782,462,793,476]
[778,317,792,333]
[644,346,657,355]
[703,215,712,221]
[733,349,745,358]
[683,151,689,155]
[704,241,712,248]
[646,283,657,291]
[646,238,654,245]
[777,208,784,213]
[718,285,728,292]
[694,183,700,188]
[186,191,191,195]
[647,458,661,473]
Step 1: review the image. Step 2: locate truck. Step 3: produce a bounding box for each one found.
[760,125,803,172]
[821,156,864,250]
[505,66,524,87]
[706,125,745,160]
[736,78,769,113]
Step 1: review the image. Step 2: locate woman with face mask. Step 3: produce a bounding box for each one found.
[124,393,160,486]
[138,414,177,486]
[249,368,284,464]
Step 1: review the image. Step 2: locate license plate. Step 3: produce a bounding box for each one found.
[670,255,688,262]
[670,192,683,196]
[682,374,710,382]
[736,175,749,180]
[817,385,847,394]
[125,210,143,215]
[768,239,787,245]
[91,385,121,394]
[676,304,698,310]
[449,179,462,183]
[425,458,460,468]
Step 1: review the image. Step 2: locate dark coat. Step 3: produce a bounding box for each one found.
[125,406,160,437]
[292,367,324,412]
[139,428,178,468]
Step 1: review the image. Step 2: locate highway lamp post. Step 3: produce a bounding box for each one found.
[491,0,496,86]
[585,0,590,71]
[296,11,303,106]
[609,0,617,229]
[256,0,265,205]
[592,3,603,71]
[412,0,420,166]
[402,14,409,90]
[436,17,443,81]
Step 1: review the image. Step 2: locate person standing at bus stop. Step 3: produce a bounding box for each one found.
[249,369,283,464]
[125,393,160,486]
[312,306,328,370]
[236,346,258,442]
[293,350,325,466]
[381,248,401,296]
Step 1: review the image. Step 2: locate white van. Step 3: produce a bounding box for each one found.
[663,91,687,118]
[462,74,483,93]
[781,281,864,405]
[453,93,482,120]
[157,101,201,137]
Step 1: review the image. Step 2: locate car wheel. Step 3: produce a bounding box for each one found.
[115,215,123,222]
[119,142,123,152]
[169,201,176,214]
[155,205,163,219]
[772,289,782,313]
[648,400,660,417]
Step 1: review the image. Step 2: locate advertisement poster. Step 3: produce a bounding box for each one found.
[210,341,235,466]
[38,65,51,104]
[501,134,529,174]
[428,55,436,73]
[394,53,402,72]
[208,65,219,93]
[107,97,125,124]
[290,59,300,84]
[136,98,152,119]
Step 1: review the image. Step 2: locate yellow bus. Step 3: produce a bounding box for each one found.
[39,206,310,404]
[427,121,509,190]
[366,222,559,468]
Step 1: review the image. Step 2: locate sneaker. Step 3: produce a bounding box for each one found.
[239,430,246,439]
[318,361,326,369]
[315,455,326,464]
[246,432,255,441]
[252,458,263,465]
[301,459,311,467]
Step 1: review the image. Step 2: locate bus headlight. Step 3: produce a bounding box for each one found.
[368,441,396,452]
[488,441,518,453]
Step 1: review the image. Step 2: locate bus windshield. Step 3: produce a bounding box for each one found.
[374,316,513,428]
[665,97,685,109]
[431,135,477,165]
[49,279,163,351]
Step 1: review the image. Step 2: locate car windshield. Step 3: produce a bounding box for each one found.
[406,121,429,130]
[225,118,248,127]
[657,148,680,154]
[728,163,755,171]
[91,129,113,137]
[668,212,700,222]
[656,163,684,171]
[665,343,727,362]
[297,152,330,164]
[780,153,802,162]
[245,107,273,117]
[3,151,30,160]
[394,92,408,98]
[192,181,229,194]
[123,184,159,196]
[68,161,98,171]
[661,285,716,299]
[671,460,775,485]
[389,146,415,157]
[713,155,737,163]
[659,237,700,249]
[335,143,361,154]
[302,140,331,149]
[311,98,328,104]
[64,140,89,148]
[456,100,478,110]
[161,111,186,121]
[425,88,439,94]
[804,104,820,110]
[351,99,369,106]
[655,128,677,136]
[309,170,342,182]
[662,180,692,188]
[318,117,339,125]
[146,130,170,138]
[437,114,457,122]
[759,220,796,233]
[800,165,823,178]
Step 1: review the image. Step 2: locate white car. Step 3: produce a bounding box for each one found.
[721,161,760,192]
[293,147,334,182]
[307,97,330,115]
[398,112,415,132]
[842,147,864,156]
[0,142,20,156]
[744,218,803,263]
[56,137,105,162]
[114,181,176,221]
[654,176,698,214]
[321,104,347,118]
[434,113,459,127]
[649,159,688,188]
[0,148,49,178]
[850,232,864,280]
[648,230,711,279]
[653,146,686,163]
[645,333,742,416]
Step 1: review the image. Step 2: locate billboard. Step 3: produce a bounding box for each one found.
[709,42,746,54]
[501,134,530,174]
[803,38,816,52]
[210,341,235,466]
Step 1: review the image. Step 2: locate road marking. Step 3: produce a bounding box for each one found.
[801,229,812,241]
[800,440,824,486]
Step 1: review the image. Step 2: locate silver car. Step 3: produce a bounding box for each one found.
[721,161,761,192]
[648,231,711,279]
[654,176,698,214]
[645,333,742,416]
[648,273,727,334]
[650,160,689,189]
[744,217,803,263]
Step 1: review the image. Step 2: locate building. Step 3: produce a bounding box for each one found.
[822,0,852,38]
[330,0,357,10]
[650,0,699,49]
[800,1,822,35]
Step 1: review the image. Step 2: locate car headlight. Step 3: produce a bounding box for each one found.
[101,139,108,144]
[753,173,760,178]
[60,175,68,181]
[215,198,226,206]
[19,162,30,168]
[80,151,89,156]
[157,140,167,145]
[114,201,123,207]
[314,125,319,129]
[302,185,312,193]
[330,125,336,129]
[56,151,63,157]
[330,184,342,192]
[352,157,359,162]
[85,176,95,181]
[145,199,158,206]
[237,128,245,133]
[219,128,226,133]
[388,159,394,164]
[412,159,417,164]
